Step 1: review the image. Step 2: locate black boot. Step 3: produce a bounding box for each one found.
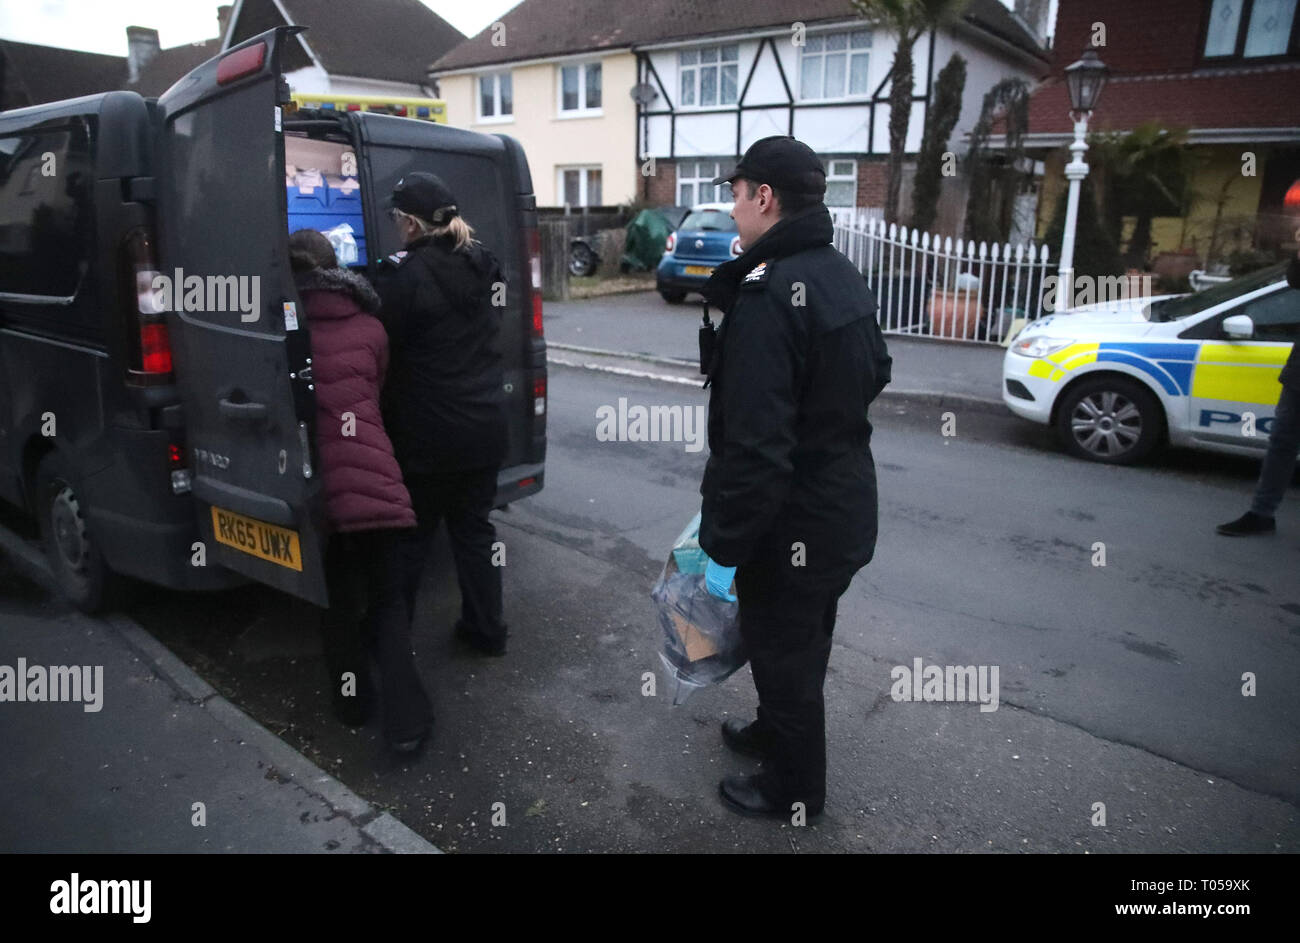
[718,773,823,820]
[455,619,507,656]
[1216,511,1276,536]
[721,718,769,758]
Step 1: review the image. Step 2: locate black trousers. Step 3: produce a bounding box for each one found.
[319,529,432,741]
[734,561,850,812]
[400,466,506,642]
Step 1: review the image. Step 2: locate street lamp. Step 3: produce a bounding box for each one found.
[1056,48,1109,304]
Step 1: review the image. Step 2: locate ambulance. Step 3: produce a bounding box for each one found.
[1002,262,1296,463]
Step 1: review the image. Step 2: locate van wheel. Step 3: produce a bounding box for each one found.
[1055,376,1163,465]
[35,452,117,612]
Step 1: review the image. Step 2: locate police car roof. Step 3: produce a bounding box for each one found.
[692,202,735,212]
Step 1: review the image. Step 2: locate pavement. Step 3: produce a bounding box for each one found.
[543,289,1007,412]
[0,522,438,854]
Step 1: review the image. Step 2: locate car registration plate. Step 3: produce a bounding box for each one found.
[210,506,303,571]
[684,265,713,276]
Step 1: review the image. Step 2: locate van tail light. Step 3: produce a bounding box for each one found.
[121,228,174,386]
[168,441,192,494]
[526,226,543,338]
[216,42,266,85]
[533,376,546,417]
[730,236,742,257]
[666,232,676,253]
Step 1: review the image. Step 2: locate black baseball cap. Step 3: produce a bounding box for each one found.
[387,171,459,224]
[713,136,826,197]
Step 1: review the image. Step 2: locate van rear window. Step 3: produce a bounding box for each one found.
[0,122,94,298]
[284,135,367,266]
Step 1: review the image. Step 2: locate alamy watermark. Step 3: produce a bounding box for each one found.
[595,397,706,453]
[0,659,103,712]
[890,657,999,712]
[149,268,260,323]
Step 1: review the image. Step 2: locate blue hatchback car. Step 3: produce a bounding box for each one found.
[655,202,740,303]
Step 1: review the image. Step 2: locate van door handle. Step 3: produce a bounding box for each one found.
[218,397,269,422]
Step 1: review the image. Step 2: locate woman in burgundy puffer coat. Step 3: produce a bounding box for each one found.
[289,229,432,753]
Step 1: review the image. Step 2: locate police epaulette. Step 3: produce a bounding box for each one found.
[740,259,772,287]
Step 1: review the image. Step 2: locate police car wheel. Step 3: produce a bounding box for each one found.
[1055,376,1163,465]
[35,452,115,613]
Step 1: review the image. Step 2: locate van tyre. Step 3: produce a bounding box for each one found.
[35,452,119,613]
[660,290,686,304]
[1055,376,1163,465]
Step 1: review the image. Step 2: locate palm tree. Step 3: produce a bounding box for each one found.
[1092,122,1193,269]
[851,0,970,223]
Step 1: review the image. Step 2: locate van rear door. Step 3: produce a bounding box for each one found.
[352,115,545,503]
[154,27,328,605]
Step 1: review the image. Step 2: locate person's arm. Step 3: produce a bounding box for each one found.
[698,283,805,567]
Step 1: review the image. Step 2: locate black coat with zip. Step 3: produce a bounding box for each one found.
[698,203,892,593]
[376,233,508,475]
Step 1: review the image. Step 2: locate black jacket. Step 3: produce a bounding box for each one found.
[376,233,508,474]
[698,204,892,592]
[1282,258,1300,392]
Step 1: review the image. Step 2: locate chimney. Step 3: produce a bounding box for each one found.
[126,26,160,83]
[1013,0,1051,47]
[218,5,233,42]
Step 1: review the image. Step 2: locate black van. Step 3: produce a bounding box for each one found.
[0,27,546,611]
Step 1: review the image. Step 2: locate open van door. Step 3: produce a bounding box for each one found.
[155,27,328,606]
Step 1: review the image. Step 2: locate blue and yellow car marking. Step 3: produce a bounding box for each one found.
[1026,340,1287,404]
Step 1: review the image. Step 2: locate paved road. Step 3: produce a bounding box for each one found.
[93,358,1300,853]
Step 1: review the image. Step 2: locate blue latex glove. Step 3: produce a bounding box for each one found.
[704,559,737,602]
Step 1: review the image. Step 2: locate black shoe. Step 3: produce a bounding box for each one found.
[454,620,507,656]
[718,774,822,820]
[721,718,768,759]
[1216,511,1276,536]
[330,677,374,727]
[388,728,429,756]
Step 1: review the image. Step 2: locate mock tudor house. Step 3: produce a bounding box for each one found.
[1024,0,1300,264]
[429,0,1049,211]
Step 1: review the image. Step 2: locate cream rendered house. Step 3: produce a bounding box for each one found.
[430,0,1048,211]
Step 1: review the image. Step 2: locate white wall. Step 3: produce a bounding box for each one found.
[284,65,429,99]
[641,19,948,159]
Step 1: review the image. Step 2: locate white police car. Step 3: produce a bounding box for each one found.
[1003,262,1296,463]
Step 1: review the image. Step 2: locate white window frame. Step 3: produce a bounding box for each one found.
[557,61,602,117]
[797,28,871,101]
[823,158,857,207]
[675,159,733,206]
[476,71,513,123]
[557,165,603,207]
[678,44,740,110]
[1204,0,1298,58]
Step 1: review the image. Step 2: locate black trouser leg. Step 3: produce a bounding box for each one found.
[735,565,846,812]
[359,530,433,741]
[319,533,372,712]
[442,467,506,642]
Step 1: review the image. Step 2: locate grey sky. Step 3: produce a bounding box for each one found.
[0,0,521,54]
[0,0,1047,56]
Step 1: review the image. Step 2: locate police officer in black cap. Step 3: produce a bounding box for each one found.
[697,136,892,819]
[377,171,510,659]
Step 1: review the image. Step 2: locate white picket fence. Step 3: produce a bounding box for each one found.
[833,217,1053,344]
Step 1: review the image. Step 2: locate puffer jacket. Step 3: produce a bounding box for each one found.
[297,266,416,533]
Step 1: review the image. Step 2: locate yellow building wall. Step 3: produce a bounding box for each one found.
[1035,144,1265,265]
[437,53,639,208]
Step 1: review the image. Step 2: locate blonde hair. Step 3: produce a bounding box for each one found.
[393,209,476,250]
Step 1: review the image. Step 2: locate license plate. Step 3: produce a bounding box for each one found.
[684,265,713,276]
[210,506,302,571]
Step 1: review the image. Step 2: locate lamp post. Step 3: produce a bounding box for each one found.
[1057,48,1109,307]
